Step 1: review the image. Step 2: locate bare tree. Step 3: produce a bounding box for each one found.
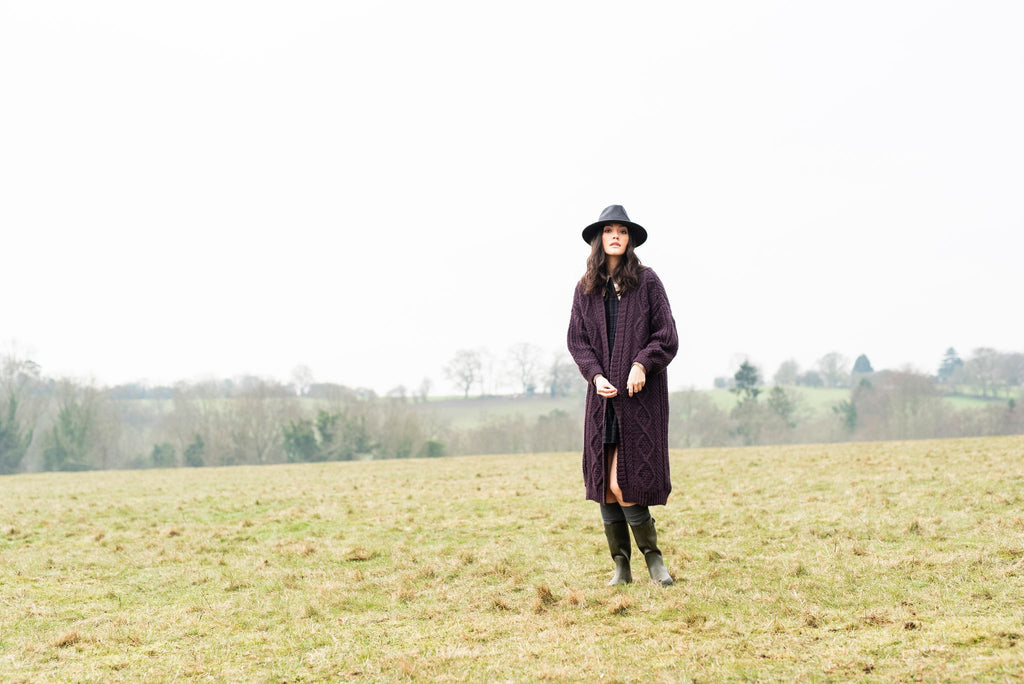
[386,385,408,402]
[546,353,581,398]
[443,349,483,399]
[164,381,232,466]
[227,379,295,464]
[414,377,432,403]
[0,352,42,474]
[507,342,543,395]
[92,390,123,470]
[42,380,118,471]
[290,365,314,397]
[965,347,999,398]
[816,352,850,388]
[773,359,800,386]
[478,348,502,395]
[996,352,1024,394]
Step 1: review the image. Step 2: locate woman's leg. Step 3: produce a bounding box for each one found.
[606,446,637,507]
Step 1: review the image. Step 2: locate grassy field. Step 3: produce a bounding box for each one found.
[3,436,1024,681]
[415,394,582,428]
[703,387,851,413]
[419,387,1011,430]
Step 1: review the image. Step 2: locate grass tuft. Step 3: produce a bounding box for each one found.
[607,596,631,615]
[860,611,892,627]
[345,546,376,561]
[399,658,416,677]
[53,631,81,648]
[535,584,556,605]
[684,612,708,628]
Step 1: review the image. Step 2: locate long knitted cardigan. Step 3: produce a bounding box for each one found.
[567,267,679,506]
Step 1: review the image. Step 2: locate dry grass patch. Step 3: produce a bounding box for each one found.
[607,596,631,615]
[53,630,83,648]
[344,546,376,561]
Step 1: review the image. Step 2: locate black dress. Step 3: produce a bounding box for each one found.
[603,277,620,444]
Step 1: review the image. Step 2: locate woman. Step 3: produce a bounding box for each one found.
[567,205,679,586]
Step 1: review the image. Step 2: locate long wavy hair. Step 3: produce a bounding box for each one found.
[580,227,644,295]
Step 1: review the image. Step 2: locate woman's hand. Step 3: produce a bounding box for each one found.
[594,375,618,398]
[627,363,646,397]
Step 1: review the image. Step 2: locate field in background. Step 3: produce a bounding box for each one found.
[3,436,1024,680]
[415,394,581,428]
[420,386,1004,429]
[703,387,849,412]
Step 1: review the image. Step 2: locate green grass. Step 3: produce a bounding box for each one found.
[3,436,1024,680]
[413,394,582,428]
[704,387,850,412]
[943,393,1019,410]
[420,387,1007,429]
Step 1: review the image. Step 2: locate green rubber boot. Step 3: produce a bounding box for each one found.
[630,517,674,586]
[603,521,633,585]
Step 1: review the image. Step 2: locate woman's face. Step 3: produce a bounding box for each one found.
[602,223,629,257]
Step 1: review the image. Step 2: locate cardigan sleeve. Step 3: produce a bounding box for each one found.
[567,284,605,383]
[633,270,679,376]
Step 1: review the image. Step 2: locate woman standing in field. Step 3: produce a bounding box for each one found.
[567,205,679,586]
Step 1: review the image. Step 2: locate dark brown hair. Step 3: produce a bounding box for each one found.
[580,225,644,295]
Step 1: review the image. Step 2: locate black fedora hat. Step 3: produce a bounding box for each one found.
[581,205,647,246]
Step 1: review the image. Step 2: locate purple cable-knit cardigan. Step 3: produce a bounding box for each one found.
[567,267,679,506]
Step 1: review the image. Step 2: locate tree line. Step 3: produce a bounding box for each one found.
[0,351,586,474]
[681,355,1022,448]
[441,343,579,398]
[714,348,1024,398]
[2,346,1022,475]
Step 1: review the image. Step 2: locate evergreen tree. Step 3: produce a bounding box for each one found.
[150,442,176,468]
[767,386,797,428]
[43,400,95,471]
[0,396,33,475]
[282,419,319,462]
[731,361,761,402]
[833,400,858,432]
[937,347,964,383]
[852,354,874,374]
[730,361,763,445]
[183,434,205,467]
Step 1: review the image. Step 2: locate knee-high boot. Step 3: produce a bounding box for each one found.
[603,521,633,585]
[629,517,674,586]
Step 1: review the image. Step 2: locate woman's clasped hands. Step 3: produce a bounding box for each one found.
[595,363,647,399]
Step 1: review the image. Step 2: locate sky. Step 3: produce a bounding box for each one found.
[2,1,1022,395]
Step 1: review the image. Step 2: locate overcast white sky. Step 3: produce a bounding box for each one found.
[2,1,1022,394]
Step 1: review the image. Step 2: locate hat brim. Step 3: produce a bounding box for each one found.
[582,220,647,247]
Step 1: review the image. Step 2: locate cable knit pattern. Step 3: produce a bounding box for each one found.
[567,267,679,506]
